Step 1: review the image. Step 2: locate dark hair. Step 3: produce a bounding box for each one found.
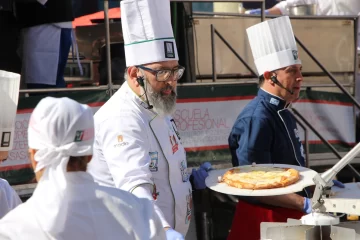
[259,75,265,86]
[67,156,88,172]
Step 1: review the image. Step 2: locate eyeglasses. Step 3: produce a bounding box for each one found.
[137,65,185,82]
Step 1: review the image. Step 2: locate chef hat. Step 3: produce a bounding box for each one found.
[246,16,301,76]
[0,71,20,151]
[121,0,178,67]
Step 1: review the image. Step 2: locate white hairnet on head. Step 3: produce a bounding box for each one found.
[28,97,94,184]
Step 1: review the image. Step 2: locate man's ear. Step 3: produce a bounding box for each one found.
[28,148,37,170]
[263,71,276,86]
[263,71,271,80]
[128,66,139,87]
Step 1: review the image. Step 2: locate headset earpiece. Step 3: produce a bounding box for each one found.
[270,74,294,95]
[136,76,153,109]
[270,75,278,84]
[137,76,145,87]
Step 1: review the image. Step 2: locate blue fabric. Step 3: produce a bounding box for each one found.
[191,162,212,190]
[56,28,72,88]
[228,89,309,203]
[246,9,269,14]
[332,179,345,188]
[303,197,312,214]
[199,162,212,172]
[228,89,306,168]
[166,228,184,240]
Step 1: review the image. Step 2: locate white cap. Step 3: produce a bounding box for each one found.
[121,0,178,67]
[0,71,20,151]
[28,97,94,172]
[246,16,301,75]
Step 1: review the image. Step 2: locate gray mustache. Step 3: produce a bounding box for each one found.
[161,85,174,92]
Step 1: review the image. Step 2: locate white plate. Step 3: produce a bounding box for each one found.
[205,164,318,196]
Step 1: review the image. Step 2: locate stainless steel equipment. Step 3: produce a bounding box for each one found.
[288,4,317,16]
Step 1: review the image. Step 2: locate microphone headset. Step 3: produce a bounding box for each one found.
[270,75,293,95]
[137,76,153,109]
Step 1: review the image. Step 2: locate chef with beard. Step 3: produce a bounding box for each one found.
[87,0,210,239]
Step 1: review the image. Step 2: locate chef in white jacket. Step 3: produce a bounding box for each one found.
[87,0,210,239]
[267,0,360,16]
[0,97,165,240]
[0,71,22,218]
[247,0,360,50]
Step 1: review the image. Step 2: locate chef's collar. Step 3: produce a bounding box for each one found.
[258,88,290,110]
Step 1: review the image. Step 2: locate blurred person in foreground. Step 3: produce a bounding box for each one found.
[0,97,165,240]
[0,70,22,218]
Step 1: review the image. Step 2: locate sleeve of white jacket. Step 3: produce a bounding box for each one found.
[0,179,22,219]
[98,114,171,228]
[132,185,171,229]
[274,0,316,15]
[132,196,166,240]
[7,187,22,210]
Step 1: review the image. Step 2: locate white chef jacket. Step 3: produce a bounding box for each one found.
[276,0,360,15]
[0,178,22,219]
[88,81,193,236]
[275,0,360,49]
[0,172,165,240]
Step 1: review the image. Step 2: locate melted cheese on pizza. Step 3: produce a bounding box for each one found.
[225,167,293,186]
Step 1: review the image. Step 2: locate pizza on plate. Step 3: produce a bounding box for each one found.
[221,166,300,190]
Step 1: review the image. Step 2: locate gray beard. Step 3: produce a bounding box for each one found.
[145,82,177,117]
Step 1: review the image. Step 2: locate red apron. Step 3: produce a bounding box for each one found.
[227,200,304,240]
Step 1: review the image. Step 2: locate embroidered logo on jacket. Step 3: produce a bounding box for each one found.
[170,119,181,141]
[149,151,159,172]
[185,189,192,224]
[152,182,159,200]
[113,134,129,147]
[294,129,305,159]
[269,98,279,106]
[170,134,179,154]
[180,160,189,182]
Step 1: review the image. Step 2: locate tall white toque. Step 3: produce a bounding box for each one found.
[246,16,301,76]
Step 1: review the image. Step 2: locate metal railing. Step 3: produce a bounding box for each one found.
[292,108,360,181]
[295,34,360,110]
[193,12,359,93]
[199,11,360,176]
[210,25,258,82]
[171,0,266,21]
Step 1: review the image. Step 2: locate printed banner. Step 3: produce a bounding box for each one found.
[174,98,252,151]
[293,100,355,144]
[1,85,356,184]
